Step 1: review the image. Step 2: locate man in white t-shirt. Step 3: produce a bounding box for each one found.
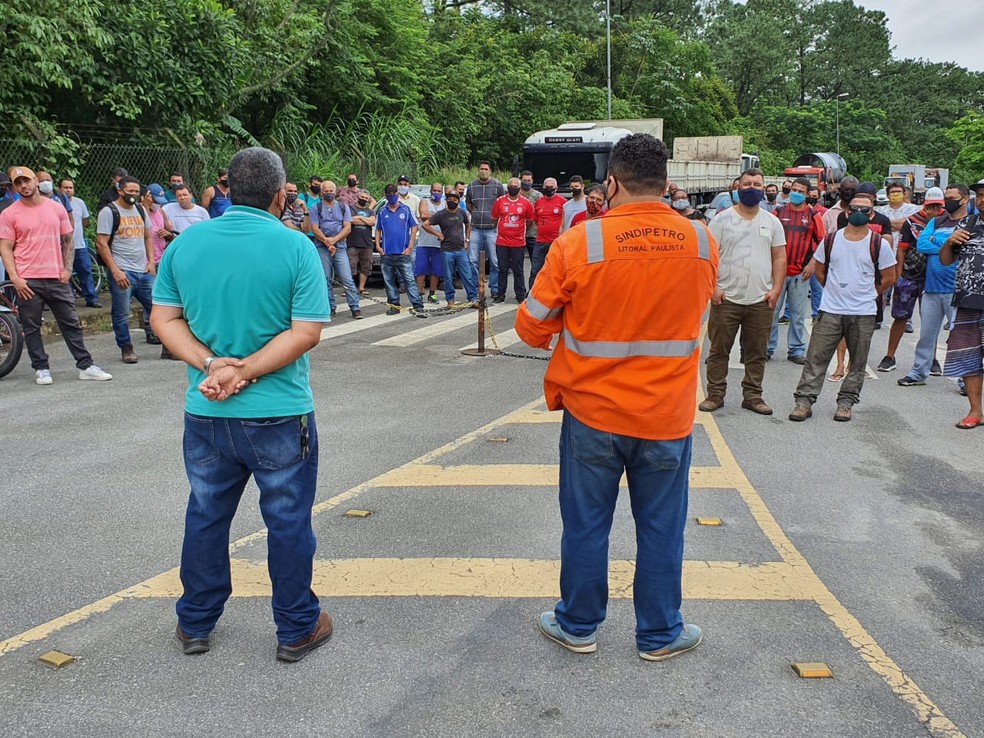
[59,177,100,307]
[701,168,786,416]
[790,191,897,422]
[162,185,210,235]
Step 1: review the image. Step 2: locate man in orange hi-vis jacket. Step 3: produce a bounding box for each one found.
[515,133,718,662]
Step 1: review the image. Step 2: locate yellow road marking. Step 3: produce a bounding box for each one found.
[128,558,824,601]
[373,463,743,489]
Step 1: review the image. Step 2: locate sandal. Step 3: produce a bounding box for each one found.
[359,290,370,297]
[827,371,845,382]
[955,416,984,430]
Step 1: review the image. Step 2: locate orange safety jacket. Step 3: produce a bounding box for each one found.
[515,201,719,441]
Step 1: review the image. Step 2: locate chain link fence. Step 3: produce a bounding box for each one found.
[0,139,237,209]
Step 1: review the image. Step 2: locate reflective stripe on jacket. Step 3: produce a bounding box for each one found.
[515,201,718,440]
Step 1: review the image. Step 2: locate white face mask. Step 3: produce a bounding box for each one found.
[398,185,410,196]
[671,199,689,211]
[38,180,54,194]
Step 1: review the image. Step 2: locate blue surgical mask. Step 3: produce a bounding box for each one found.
[789,191,807,206]
[431,192,442,202]
[731,190,739,204]
[386,193,400,205]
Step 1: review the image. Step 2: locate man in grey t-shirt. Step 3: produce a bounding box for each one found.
[96,176,157,364]
[426,191,477,306]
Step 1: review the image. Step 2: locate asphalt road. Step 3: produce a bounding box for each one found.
[0,288,981,738]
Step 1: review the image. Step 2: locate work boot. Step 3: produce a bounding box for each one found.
[788,405,812,422]
[698,395,724,412]
[121,345,138,364]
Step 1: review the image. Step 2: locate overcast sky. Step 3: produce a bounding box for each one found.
[857,0,982,72]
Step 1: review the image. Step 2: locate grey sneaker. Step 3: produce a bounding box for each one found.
[639,624,702,662]
[876,356,896,372]
[538,612,597,654]
[930,359,943,377]
[79,365,113,381]
[35,369,53,385]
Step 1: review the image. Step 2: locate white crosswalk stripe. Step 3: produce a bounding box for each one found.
[373,304,519,347]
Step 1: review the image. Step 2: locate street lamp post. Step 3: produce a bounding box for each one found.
[836,92,850,156]
[606,0,612,120]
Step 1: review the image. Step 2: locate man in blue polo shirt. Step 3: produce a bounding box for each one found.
[151,147,333,663]
[375,182,427,317]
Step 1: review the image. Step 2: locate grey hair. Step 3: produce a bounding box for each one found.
[840,175,860,188]
[228,147,286,209]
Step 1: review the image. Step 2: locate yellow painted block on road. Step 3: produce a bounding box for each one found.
[792,662,834,678]
[37,650,75,669]
[487,437,510,443]
[695,517,723,526]
[344,509,372,518]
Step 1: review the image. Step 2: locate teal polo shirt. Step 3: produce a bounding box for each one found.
[153,205,330,418]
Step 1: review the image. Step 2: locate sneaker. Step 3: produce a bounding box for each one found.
[958,378,967,396]
[145,329,162,345]
[787,354,806,365]
[639,624,702,662]
[833,404,853,422]
[778,316,790,325]
[904,320,914,334]
[412,307,428,319]
[84,300,102,309]
[330,308,337,318]
[788,405,812,421]
[875,322,882,330]
[79,365,113,381]
[351,309,363,320]
[876,356,896,372]
[897,376,925,386]
[537,612,597,654]
[121,345,138,364]
[386,307,400,316]
[930,359,943,376]
[35,369,53,386]
[427,292,439,304]
[493,295,506,304]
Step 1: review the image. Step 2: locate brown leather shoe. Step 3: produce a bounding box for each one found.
[121,345,138,364]
[698,395,724,412]
[788,405,812,422]
[175,625,210,655]
[276,611,333,662]
[741,398,773,415]
[833,404,853,422]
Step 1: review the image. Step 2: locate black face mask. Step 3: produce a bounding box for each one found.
[218,178,228,187]
[571,187,583,196]
[507,186,520,197]
[286,193,297,204]
[446,201,459,210]
[121,193,139,205]
[310,184,320,194]
[944,199,963,214]
[357,198,369,207]
[766,192,777,203]
[348,178,358,187]
[806,197,818,206]
[781,187,791,195]
[170,182,181,190]
[840,189,856,203]
[543,187,556,197]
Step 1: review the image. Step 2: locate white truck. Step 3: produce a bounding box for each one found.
[517,119,759,202]
[884,165,950,203]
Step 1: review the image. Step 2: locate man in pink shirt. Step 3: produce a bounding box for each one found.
[0,166,112,385]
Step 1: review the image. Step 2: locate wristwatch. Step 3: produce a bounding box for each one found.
[203,355,217,374]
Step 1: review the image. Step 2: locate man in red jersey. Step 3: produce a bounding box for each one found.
[492,177,535,303]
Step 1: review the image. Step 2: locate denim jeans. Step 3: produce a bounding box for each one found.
[177,412,321,645]
[316,244,360,312]
[530,241,552,287]
[73,246,99,303]
[442,250,478,302]
[555,412,692,652]
[909,292,955,380]
[809,274,823,318]
[381,254,423,309]
[469,227,498,289]
[108,269,154,348]
[768,275,810,358]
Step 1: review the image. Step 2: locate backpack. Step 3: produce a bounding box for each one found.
[97,202,147,267]
[823,229,883,286]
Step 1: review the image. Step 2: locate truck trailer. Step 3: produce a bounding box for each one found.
[517,120,759,202]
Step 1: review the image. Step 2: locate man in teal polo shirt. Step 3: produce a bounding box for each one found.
[151,147,333,663]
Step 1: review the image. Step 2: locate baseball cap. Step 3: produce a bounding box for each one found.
[397,174,410,183]
[970,179,984,194]
[924,187,945,204]
[857,182,878,196]
[7,166,36,182]
[147,183,168,205]
[446,190,461,200]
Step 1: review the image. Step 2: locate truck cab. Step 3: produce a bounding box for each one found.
[519,122,639,192]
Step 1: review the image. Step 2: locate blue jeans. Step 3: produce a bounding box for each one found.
[908,292,955,380]
[381,254,423,309]
[768,275,810,358]
[469,227,498,290]
[442,250,478,302]
[177,412,321,645]
[555,412,692,652]
[108,269,154,348]
[809,274,823,319]
[316,244,360,312]
[73,246,99,303]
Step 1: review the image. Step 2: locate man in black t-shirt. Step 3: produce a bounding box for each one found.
[347,190,376,296]
[424,191,478,307]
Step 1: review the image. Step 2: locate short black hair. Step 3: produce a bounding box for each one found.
[170,171,184,179]
[793,177,811,189]
[112,167,129,178]
[520,169,533,178]
[570,175,584,185]
[118,176,140,189]
[310,175,323,183]
[384,183,398,195]
[585,182,606,196]
[739,168,765,182]
[765,183,779,191]
[886,182,905,194]
[172,184,190,194]
[478,161,491,168]
[606,134,669,196]
[946,183,970,198]
[454,180,466,188]
[218,168,229,177]
[58,177,73,187]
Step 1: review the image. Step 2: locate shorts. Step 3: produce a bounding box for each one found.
[890,276,923,320]
[414,246,445,278]
[944,307,984,378]
[348,246,372,277]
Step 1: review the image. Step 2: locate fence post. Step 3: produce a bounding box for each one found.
[460,251,499,357]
